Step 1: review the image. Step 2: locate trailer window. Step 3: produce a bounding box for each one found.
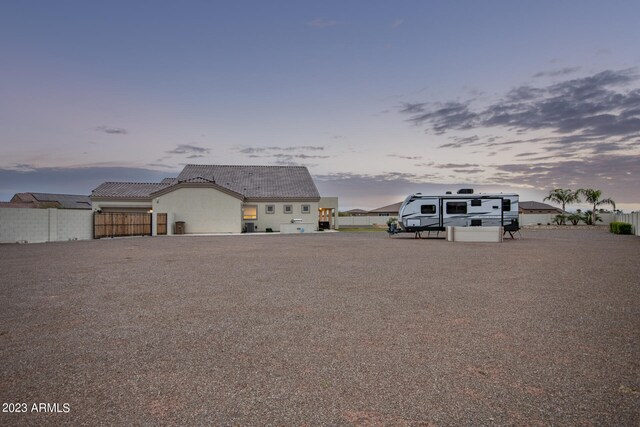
[421,204,436,214]
[471,199,481,207]
[446,202,467,214]
[502,199,511,212]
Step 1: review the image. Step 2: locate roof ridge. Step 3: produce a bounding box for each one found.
[184,164,307,168]
[96,181,167,185]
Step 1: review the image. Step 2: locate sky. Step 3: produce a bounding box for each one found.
[1,1,639,211]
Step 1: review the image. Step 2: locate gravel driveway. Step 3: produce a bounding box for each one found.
[1,227,638,425]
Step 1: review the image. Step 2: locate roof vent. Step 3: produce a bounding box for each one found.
[445,191,452,194]
[457,188,474,194]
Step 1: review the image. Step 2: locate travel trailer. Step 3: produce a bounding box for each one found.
[396,189,519,235]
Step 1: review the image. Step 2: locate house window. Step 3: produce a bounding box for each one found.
[301,204,310,214]
[378,213,389,217]
[421,204,436,214]
[283,205,293,214]
[265,204,275,214]
[471,199,482,207]
[243,205,257,220]
[502,199,511,212]
[446,202,467,214]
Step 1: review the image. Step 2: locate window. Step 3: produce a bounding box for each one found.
[283,205,293,214]
[502,199,511,212]
[421,204,436,214]
[301,204,310,214]
[265,204,275,214]
[446,202,467,214]
[378,213,389,217]
[243,205,257,220]
[471,199,482,207]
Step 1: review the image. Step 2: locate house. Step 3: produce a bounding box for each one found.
[341,209,368,216]
[368,201,403,217]
[8,193,92,209]
[519,201,564,215]
[91,164,338,234]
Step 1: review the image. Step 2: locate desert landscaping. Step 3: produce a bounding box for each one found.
[1,227,638,425]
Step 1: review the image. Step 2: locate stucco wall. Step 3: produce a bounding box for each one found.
[0,208,93,243]
[243,202,319,232]
[154,187,242,233]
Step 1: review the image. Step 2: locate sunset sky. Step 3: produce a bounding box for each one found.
[1,1,639,210]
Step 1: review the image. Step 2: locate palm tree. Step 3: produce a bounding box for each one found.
[576,189,616,226]
[543,188,580,224]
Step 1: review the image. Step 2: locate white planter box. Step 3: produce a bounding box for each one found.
[446,226,503,242]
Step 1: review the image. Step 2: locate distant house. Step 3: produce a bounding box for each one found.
[519,201,564,214]
[8,193,92,209]
[368,202,403,217]
[341,209,369,216]
[91,164,338,233]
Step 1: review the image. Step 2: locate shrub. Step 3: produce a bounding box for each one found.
[266,228,273,233]
[567,213,582,225]
[553,214,567,225]
[610,222,632,234]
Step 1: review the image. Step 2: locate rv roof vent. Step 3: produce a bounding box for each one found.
[457,188,474,194]
[445,191,452,194]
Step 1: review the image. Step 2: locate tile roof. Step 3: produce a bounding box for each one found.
[369,201,403,213]
[520,201,562,211]
[91,165,321,200]
[177,165,320,199]
[91,182,172,198]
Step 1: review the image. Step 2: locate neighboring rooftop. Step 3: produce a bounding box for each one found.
[369,201,403,214]
[519,201,564,212]
[10,192,92,209]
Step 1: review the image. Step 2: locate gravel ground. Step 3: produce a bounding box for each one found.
[0,227,638,426]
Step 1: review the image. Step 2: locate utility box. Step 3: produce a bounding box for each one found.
[245,222,255,233]
[175,221,185,235]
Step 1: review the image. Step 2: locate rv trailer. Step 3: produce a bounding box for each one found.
[396,189,519,237]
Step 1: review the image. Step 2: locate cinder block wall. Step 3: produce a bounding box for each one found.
[0,208,93,243]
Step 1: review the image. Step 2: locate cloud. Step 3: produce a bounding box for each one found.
[399,102,427,114]
[387,154,423,160]
[313,172,545,210]
[95,126,128,135]
[307,18,340,28]
[391,18,404,28]
[487,154,639,202]
[166,144,211,155]
[237,145,325,155]
[533,66,581,78]
[0,166,176,201]
[433,163,480,169]
[400,68,640,152]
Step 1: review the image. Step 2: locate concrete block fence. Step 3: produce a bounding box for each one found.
[0,208,93,243]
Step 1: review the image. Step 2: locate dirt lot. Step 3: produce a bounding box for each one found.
[1,228,638,426]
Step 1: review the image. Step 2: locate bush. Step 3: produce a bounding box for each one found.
[265,228,273,233]
[553,214,567,225]
[610,222,632,234]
